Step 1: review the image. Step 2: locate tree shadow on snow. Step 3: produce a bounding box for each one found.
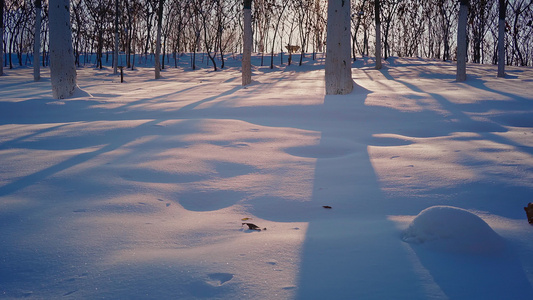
[238,81,439,298]
[229,71,533,298]
[291,84,430,299]
[290,71,533,298]
[408,243,533,299]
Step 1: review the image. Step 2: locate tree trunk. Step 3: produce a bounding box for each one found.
[113,0,119,75]
[456,0,468,82]
[497,0,506,77]
[443,29,450,61]
[144,7,153,60]
[97,32,103,69]
[271,2,288,69]
[155,0,164,79]
[42,25,47,66]
[325,0,353,95]
[374,0,382,69]
[242,0,252,86]
[511,10,525,66]
[202,13,217,71]
[34,0,42,81]
[49,0,77,99]
[1,0,5,76]
[363,29,368,56]
[163,34,167,69]
[352,4,365,62]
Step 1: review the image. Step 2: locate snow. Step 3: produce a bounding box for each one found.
[402,205,505,254]
[1,55,533,299]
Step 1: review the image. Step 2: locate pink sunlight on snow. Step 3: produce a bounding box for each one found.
[0,55,533,299]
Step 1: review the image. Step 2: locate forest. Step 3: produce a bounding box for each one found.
[1,0,533,71]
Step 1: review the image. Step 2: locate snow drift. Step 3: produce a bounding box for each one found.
[403,205,505,254]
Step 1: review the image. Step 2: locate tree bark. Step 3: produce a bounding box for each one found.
[49,0,77,99]
[113,0,119,75]
[0,0,4,76]
[325,0,353,95]
[155,0,164,79]
[497,0,506,77]
[374,0,382,69]
[34,0,42,81]
[456,0,468,82]
[242,0,252,86]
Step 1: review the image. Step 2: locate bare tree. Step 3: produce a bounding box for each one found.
[168,0,189,67]
[508,0,531,66]
[312,0,326,59]
[254,0,270,65]
[155,0,164,78]
[296,0,313,66]
[188,2,202,70]
[5,0,29,69]
[438,0,455,61]
[359,0,373,57]
[215,0,237,69]
[469,0,493,64]
[381,0,400,60]
[87,0,113,69]
[374,0,382,69]
[242,0,252,85]
[198,0,219,71]
[270,0,289,69]
[285,4,298,66]
[41,3,48,67]
[325,0,353,95]
[143,1,155,60]
[33,0,41,80]
[396,0,425,58]
[4,0,533,78]
[1,0,4,76]
[351,0,367,61]
[497,0,506,77]
[113,0,119,74]
[49,0,77,99]
[457,0,469,81]
[71,0,85,67]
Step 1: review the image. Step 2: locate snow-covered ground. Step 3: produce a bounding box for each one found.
[1,55,533,299]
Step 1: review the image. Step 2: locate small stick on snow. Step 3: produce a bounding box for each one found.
[242,223,266,231]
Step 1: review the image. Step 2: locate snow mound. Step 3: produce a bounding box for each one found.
[72,85,93,98]
[402,206,505,254]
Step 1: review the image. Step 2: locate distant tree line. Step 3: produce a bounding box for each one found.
[355,0,532,66]
[1,0,533,73]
